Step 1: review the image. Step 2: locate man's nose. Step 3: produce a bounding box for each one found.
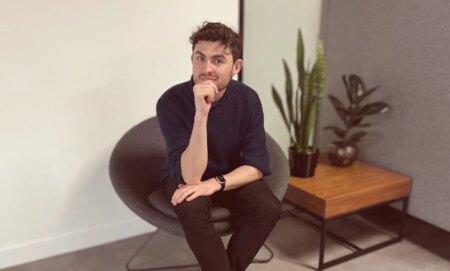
[204,60,213,72]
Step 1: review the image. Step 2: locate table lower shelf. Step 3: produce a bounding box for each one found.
[285,196,409,270]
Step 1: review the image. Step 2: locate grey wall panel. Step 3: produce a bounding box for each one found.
[320,0,450,231]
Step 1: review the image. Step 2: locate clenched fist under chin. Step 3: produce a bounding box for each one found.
[193,80,218,116]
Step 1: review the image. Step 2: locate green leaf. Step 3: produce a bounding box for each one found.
[354,86,378,105]
[294,86,300,146]
[342,75,352,103]
[314,38,326,108]
[348,74,365,102]
[282,60,294,128]
[358,102,389,116]
[301,96,317,151]
[324,126,346,138]
[328,95,350,125]
[349,115,363,126]
[296,29,305,93]
[305,39,325,150]
[271,85,289,128]
[299,71,310,150]
[300,72,311,122]
[328,95,350,113]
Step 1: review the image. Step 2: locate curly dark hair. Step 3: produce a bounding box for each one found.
[189,22,242,62]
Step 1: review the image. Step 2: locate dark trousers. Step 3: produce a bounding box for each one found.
[162,176,281,271]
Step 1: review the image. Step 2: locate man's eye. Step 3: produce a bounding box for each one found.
[196,56,204,61]
[214,59,223,64]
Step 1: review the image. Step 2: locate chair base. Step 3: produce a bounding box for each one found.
[126,229,273,271]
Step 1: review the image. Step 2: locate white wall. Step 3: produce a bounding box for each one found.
[242,0,323,154]
[0,0,238,268]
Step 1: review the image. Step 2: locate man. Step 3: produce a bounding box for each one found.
[156,22,280,271]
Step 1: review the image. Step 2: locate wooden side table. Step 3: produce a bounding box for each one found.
[284,161,412,270]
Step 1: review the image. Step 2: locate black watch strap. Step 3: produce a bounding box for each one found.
[215,175,226,191]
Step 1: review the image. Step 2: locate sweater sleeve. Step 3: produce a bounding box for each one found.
[156,93,190,184]
[239,92,272,176]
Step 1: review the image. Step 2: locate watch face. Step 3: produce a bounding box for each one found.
[215,176,226,191]
[216,176,226,184]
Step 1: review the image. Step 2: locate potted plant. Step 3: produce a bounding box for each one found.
[271,29,326,178]
[324,74,389,166]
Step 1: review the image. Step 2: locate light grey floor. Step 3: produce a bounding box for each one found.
[3,210,450,271]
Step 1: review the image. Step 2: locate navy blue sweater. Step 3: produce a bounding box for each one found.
[156,78,271,184]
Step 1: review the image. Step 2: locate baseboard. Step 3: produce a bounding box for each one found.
[360,205,450,260]
[0,219,155,269]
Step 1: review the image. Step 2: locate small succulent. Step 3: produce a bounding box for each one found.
[324,74,389,146]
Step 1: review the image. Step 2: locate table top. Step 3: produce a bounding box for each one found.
[285,161,412,219]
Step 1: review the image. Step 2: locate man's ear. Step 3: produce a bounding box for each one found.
[233,59,243,75]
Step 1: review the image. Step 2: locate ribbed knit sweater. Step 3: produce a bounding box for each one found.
[156,78,271,184]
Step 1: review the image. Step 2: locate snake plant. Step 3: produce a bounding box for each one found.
[271,29,326,153]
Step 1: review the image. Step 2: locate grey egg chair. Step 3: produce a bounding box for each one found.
[109,116,289,270]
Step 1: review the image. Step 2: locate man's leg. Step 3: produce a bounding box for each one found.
[222,180,281,271]
[162,176,232,271]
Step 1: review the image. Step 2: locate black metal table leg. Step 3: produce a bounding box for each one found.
[318,219,328,271]
[399,197,409,240]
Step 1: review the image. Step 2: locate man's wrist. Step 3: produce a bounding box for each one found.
[209,178,222,192]
[214,175,226,192]
[194,112,208,123]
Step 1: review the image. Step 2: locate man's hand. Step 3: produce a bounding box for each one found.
[193,80,218,116]
[171,178,221,206]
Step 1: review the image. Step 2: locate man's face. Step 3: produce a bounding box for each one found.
[192,41,242,92]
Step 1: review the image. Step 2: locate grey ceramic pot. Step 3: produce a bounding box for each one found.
[327,143,358,167]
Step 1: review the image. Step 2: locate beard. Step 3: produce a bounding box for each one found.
[194,71,234,92]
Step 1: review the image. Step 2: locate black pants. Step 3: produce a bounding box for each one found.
[163,176,281,271]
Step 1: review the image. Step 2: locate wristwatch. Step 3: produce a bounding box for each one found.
[215,175,226,191]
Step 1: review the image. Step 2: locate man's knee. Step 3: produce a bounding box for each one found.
[174,197,212,229]
[255,194,281,223]
[243,183,281,224]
